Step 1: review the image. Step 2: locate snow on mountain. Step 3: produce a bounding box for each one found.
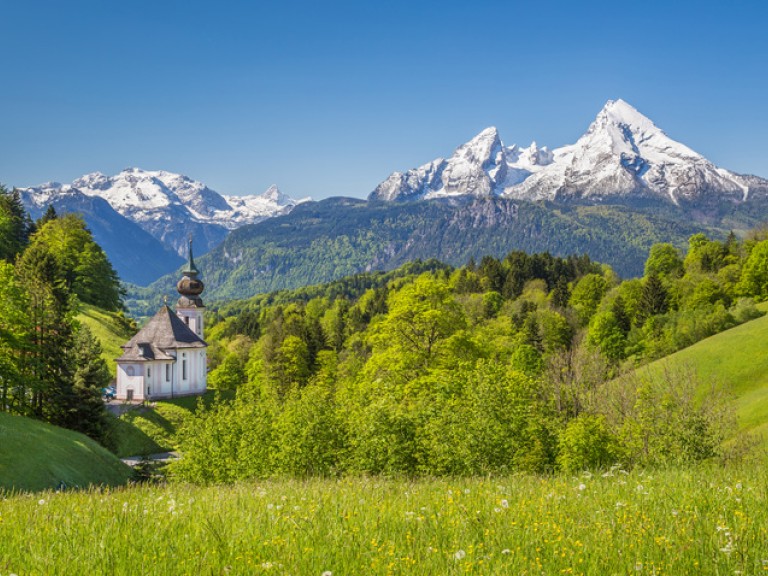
[371,127,553,202]
[371,99,767,207]
[22,168,308,256]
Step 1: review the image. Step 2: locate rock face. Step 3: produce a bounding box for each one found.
[22,168,307,257]
[371,99,768,208]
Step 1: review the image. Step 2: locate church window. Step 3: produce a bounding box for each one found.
[182,360,187,380]
[147,367,151,378]
[166,364,170,381]
[126,366,135,377]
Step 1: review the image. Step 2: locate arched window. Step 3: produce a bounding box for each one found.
[126,366,135,377]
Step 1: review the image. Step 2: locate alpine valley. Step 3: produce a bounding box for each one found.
[21,100,768,308]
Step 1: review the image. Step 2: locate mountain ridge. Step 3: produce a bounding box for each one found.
[371,99,768,207]
[22,168,308,257]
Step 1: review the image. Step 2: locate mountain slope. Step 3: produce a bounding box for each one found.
[0,412,133,492]
[125,196,724,313]
[372,99,768,208]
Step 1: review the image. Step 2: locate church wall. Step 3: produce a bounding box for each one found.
[116,363,145,401]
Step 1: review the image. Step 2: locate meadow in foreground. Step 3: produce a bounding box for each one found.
[2,463,767,575]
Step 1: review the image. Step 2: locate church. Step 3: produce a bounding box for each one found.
[115,241,208,401]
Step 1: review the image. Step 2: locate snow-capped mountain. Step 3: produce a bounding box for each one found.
[22,168,308,257]
[371,127,554,202]
[371,99,768,207]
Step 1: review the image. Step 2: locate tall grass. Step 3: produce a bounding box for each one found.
[2,463,767,574]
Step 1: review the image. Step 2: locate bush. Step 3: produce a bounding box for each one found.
[557,414,622,473]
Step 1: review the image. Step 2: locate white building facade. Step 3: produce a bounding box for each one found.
[116,241,208,401]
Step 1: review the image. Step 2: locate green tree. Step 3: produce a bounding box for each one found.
[569,273,609,326]
[0,186,32,262]
[738,239,768,300]
[30,214,122,310]
[637,274,669,325]
[644,243,684,279]
[373,274,465,365]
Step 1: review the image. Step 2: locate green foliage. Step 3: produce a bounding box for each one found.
[644,242,684,279]
[615,368,734,467]
[738,239,768,299]
[557,414,622,473]
[173,231,768,481]
[569,273,609,325]
[30,214,122,310]
[0,186,32,262]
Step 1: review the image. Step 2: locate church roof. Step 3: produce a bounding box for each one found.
[117,305,206,363]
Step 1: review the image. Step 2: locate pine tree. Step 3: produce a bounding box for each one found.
[0,186,32,262]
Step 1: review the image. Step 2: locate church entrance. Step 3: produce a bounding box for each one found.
[126,389,134,401]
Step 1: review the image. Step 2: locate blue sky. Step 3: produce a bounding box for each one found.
[2,0,767,200]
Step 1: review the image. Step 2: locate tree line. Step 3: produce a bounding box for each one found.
[0,185,123,445]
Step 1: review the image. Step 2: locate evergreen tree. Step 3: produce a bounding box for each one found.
[0,186,32,262]
[638,274,669,325]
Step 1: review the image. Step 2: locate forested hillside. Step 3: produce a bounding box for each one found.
[126,196,726,315]
[174,230,768,481]
[0,186,122,448]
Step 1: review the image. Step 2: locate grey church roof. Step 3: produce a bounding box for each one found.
[117,305,206,363]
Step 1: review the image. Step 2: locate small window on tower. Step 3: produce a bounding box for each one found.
[184,316,189,325]
[147,367,151,378]
[165,364,170,382]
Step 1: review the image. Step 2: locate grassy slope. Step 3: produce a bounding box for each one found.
[111,390,235,458]
[637,302,768,443]
[0,412,133,492]
[77,303,134,377]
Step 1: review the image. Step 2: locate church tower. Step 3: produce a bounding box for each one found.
[176,238,205,338]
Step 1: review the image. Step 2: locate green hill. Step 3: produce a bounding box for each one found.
[637,303,768,445]
[77,303,135,377]
[0,412,134,492]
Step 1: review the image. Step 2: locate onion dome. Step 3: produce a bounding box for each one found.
[177,238,205,307]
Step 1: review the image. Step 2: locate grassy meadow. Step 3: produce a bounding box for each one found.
[2,463,768,575]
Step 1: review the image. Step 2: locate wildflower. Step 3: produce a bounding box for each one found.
[454,550,466,560]
[494,507,502,513]
[501,549,511,555]
[322,571,333,576]
[38,499,45,506]
[578,483,586,491]
[261,562,273,569]
[501,499,509,508]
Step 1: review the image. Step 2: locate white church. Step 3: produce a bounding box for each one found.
[115,241,208,401]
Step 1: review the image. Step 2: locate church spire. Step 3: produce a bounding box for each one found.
[182,236,200,276]
[177,237,204,308]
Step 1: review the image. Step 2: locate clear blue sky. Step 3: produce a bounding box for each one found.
[2,0,767,200]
